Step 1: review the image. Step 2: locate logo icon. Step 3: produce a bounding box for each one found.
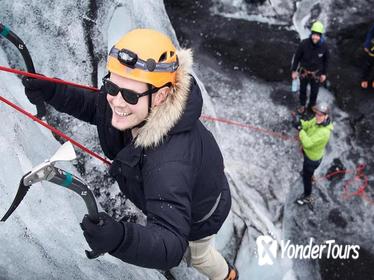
[256,235,278,266]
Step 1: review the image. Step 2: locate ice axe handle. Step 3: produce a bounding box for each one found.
[35,101,47,119]
[85,217,104,259]
[48,169,103,259]
[51,165,106,260]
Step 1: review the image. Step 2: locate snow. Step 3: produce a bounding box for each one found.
[210,0,335,33]
[210,0,294,25]
[292,0,331,39]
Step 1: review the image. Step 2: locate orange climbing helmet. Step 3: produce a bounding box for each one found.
[107,29,179,88]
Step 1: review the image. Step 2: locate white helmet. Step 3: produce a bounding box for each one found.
[313,102,330,114]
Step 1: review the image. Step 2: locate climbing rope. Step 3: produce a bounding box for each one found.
[314,164,372,204]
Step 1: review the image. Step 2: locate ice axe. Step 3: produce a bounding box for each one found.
[0,22,46,118]
[1,141,102,259]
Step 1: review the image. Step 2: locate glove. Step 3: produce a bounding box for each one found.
[292,114,302,130]
[81,212,124,254]
[292,121,302,130]
[22,76,56,105]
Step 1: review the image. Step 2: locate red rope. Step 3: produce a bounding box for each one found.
[201,115,298,142]
[0,95,111,165]
[341,164,372,203]
[0,65,99,92]
[315,164,372,204]
[0,65,299,142]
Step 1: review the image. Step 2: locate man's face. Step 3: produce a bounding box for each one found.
[315,111,327,124]
[311,33,321,44]
[106,73,150,131]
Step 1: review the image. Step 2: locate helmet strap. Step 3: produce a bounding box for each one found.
[132,83,153,130]
[147,83,153,114]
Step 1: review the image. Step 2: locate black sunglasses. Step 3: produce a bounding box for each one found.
[102,77,159,105]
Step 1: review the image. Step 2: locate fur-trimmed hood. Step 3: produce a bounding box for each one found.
[135,48,202,148]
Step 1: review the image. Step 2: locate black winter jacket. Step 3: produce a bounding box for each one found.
[45,49,231,270]
[291,37,329,75]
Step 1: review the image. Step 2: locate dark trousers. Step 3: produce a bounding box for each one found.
[362,55,374,80]
[299,76,320,108]
[302,155,321,196]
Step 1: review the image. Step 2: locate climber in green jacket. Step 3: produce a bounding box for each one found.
[296,102,333,205]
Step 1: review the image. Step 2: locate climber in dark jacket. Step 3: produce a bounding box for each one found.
[291,21,329,114]
[361,23,374,89]
[22,29,238,280]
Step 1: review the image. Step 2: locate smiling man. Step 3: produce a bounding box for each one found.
[296,102,333,206]
[22,29,238,280]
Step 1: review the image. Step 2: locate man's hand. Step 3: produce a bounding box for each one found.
[22,76,56,105]
[81,212,124,254]
[364,48,369,53]
[320,75,327,83]
[291,71,298,80]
